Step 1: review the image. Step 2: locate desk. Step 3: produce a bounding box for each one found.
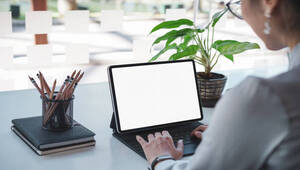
[0,67,286,170]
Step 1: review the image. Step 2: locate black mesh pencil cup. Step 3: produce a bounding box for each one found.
[41,92,74,131]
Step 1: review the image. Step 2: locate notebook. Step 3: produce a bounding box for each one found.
[11,116,96,155]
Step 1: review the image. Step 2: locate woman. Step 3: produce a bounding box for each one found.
[136,0,300,169]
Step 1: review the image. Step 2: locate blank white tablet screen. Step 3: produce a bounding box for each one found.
[111,61,202,131]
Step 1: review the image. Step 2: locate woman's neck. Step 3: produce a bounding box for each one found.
[287,37,300,50]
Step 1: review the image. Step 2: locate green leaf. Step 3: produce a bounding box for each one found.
[169,45,199,61]
[212,40,260,62]
[178,33,194,50]
[205,8,228,29]
[152,28,194,46]
[149,43,178,62]
[152,30,176,45]
[149,19,194,34]
[223,54,234,62]
[194,28,205,33]
[212,8,228,27]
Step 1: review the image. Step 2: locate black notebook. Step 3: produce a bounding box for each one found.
[11,116,96,155]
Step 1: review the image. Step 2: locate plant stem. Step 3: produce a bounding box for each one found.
[195,59,205,66]
[211,53,221,71]
[193,29,209,61]
[192,26,213,76]
[210,49,218,64]
[210,26,215,56]
[206,27,210,55]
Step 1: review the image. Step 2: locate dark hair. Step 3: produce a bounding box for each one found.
[275,0,300,35]
[253,0,300,37]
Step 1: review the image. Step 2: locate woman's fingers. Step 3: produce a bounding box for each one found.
[162,130,183,160]
[191,125,208,139]
[176,139,184,154]
[162,130,171,137]
[162,130,173,142]
[155,132,162,138]
[137,131,185,164]
[195,125,208,132]
[136,135,147,147]
[170,139,184,160]
[191,125,208,136]
[148,134,155,142]
[162,130,176,148]
[194,131,202,138]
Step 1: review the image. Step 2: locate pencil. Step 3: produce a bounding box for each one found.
[63,72,79,99]
[44,78,67,124]
[76,72,84,84]
[39,71,51,96]
[67,72,84,99]
[28,76,46,98]
[67,71,81,98]
[37,74,45,96]
[58,78,68,94]
[74,70,81,80]
[50,79,56,100]
[71,70,76,79]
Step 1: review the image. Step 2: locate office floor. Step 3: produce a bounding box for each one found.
[0,16,288,92]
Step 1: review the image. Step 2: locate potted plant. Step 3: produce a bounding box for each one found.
[149,8,260,107]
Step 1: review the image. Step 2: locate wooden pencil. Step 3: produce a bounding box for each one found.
[44,79,56,123]
[39,71,51,96]
[37,74,45,96]
[67,72,84,99]
[76,72,84,84]
[49,79,56,100]
[28,76,46,98]
[71,70,76,79]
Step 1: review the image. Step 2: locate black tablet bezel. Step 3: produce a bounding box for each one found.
[107,59,203,134]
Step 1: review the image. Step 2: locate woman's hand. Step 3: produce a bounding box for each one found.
[191,125,208,139]
[136,130,184,164]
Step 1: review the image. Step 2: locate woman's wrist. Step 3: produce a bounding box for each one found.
[150,155,175,170]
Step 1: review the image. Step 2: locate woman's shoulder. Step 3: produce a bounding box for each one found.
[268,66,300,87]
[222,67,300,118]
[232,66,300,102]
[267,66,300,114]
[227,75,273,101]
[217,75,284,117]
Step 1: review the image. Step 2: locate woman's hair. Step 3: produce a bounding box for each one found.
[252,0,300,37]
[276,0,300,35]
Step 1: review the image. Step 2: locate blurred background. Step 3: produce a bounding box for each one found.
[0,0,288,91]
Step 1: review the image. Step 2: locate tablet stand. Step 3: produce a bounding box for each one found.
[110,113,117,133]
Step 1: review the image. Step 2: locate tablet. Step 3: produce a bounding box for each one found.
[108,60,203,133]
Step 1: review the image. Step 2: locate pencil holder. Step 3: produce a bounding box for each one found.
[41,92,74,131]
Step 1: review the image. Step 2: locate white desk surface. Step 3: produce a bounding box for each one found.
[0,67,286,170]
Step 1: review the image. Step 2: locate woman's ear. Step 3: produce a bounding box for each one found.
[262,0,279,15]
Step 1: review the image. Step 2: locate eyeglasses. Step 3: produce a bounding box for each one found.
[226,0,243,20]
